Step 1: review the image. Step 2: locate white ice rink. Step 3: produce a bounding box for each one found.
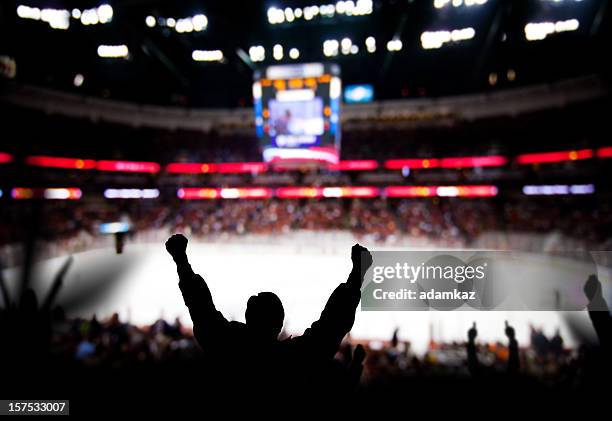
[2,232,605,355]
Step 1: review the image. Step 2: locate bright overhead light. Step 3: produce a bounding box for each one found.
[81,9,99,25]
[304,7,314,20]
[289,48,300,59]
[556,19,579,32]
[192,14,208,31]
[386,38,402,51]
[273,44,284,60]
[323,39,339,57]
[434,0,487,8]
[341,37,353,55]
[175,18,194,33]
[192,50,223,62]
[268,1,370,24]
[97,4,113,24]
[354,0,373,15]
[147,13,208,33]
[524,19,579,41]
[17,5,42,20]
[249,45,265,62]
[267,7,285,24]
[451,27,475,41]
[41,8,70,30]
[420,27,475,49]
[321,4,336,17]
[97,44,129,58]
[284,8,295,22]
[17,6,70,30]
[365,36,376,52]
[17,4,113,29]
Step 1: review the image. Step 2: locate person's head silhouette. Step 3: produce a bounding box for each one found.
[245,292,284,341]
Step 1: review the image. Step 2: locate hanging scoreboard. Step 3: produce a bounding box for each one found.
[253,63,341,167]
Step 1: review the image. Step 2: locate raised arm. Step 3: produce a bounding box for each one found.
[301,244,373,358]
[467,322,480,376]
[165,234,227,344]
[505,321,520,375]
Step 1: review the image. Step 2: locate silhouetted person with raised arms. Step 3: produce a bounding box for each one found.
[165,233,372,400]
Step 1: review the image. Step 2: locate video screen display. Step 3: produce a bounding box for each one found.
[269,97,324,141]
[344,84,374,103]
[253,63,341,166]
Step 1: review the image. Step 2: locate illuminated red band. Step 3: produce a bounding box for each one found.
[26,155,96,170]
[516,149,593,164]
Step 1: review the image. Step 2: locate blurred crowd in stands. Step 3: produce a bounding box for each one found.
[39,310,590,392]
[1,198,611,265]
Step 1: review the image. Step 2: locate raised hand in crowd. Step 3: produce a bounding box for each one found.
[505,320,520,374]
[467,322,479,376]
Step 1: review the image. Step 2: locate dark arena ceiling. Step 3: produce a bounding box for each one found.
[0,0,609,108]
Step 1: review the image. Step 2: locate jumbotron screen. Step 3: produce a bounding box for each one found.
[253,63,341,166]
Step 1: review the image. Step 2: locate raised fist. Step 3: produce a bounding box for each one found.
[504,321,515,340]
[165,234,188,259]
[351,244,373,270]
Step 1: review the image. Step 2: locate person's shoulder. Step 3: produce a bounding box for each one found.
[280,334,311,351]
[228,320,247,330]
[218,320,247,343]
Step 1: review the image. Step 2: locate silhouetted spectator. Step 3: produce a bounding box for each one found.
[505,321,520,375]
[165,233,373,399]
[467,322,479,376]
[584,275,611,350]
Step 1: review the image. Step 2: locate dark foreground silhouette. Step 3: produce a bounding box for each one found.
[165,233,370,400]
[0,232,610,413]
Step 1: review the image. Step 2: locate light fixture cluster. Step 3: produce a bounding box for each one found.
[249,45,266,62]
[192,50,224,62]
[324,36,377,57]
[16,4,113,30]
[524,19,579,41]
[433,0,488,9]
[420,27,476,49]
[97,45,129,58]
[267,0,373,24]
[145,13,208,33]
[386,38,403,52]
[251,45,301,62]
